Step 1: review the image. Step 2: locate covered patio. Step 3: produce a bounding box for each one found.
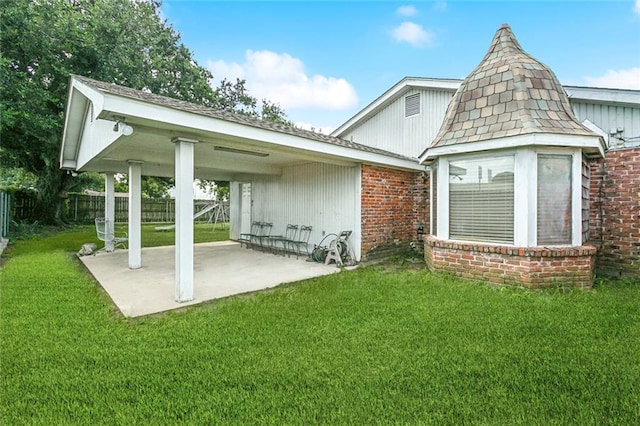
[80,241,341,317]
[61,75,420,308]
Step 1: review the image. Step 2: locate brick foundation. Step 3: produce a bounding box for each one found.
[360,165,428,261]
[424,235,597,288]
[589,147,640,278]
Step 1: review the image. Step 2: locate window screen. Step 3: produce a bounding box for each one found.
[537,154,572,245]
[449,156,514,244]
[405,93,420,117]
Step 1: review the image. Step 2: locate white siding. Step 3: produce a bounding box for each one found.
[237,163,361,260]
[342,88,454,158]
[571,101,640,146]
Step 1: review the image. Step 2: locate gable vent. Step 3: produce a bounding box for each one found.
[405,93,421,117]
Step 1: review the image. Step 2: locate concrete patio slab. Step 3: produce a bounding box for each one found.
[79,241,340,317]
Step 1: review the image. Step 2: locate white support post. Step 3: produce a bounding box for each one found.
[437,159,449,240]
[173,137,198,303]
[104,172,116,252]
[128,161,143,269]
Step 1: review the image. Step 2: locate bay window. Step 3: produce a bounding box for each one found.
[433,148,583,247]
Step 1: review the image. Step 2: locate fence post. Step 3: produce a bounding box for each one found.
[0,191,10,238]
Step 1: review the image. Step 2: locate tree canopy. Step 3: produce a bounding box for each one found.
[1,0,290,223]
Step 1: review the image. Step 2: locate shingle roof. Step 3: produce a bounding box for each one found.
[72,74,416,163]
[429,24,596,148]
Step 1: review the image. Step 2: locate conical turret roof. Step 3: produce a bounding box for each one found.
[428,24,595,149]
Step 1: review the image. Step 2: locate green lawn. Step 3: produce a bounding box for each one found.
[3,222,230,258]
[1,228,639,424]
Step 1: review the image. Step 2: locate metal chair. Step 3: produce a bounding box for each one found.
[289,225,312,259]
[256,222,273,251]
[239,221,261,248]
[95,218,127,251]
[268,224,298,256]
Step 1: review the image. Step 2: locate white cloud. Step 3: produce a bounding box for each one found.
[584,67,640,90]
[392,22,434,47]
[397,5,417,16]
[634,0,640,15]
[207,50,358,110]
[208,60,245,81]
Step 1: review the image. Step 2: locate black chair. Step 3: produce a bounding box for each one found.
[239,221,261,249]
[268,224,298,256]
[288,225,312,259]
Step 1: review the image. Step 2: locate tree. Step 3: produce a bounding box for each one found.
[1,0,290,223]
[212,78,293,126]
[114,175,173,199]
[1,0,216,223]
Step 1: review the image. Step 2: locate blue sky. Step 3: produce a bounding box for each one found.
[161,1,640,133]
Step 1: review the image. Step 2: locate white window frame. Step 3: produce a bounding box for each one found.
[434,147,583,247]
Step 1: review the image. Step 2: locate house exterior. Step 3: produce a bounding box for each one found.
[61,24,639,302]
[333,24,640,285]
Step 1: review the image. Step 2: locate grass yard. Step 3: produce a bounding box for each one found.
[1,227,639,424]
[3,222,230,258]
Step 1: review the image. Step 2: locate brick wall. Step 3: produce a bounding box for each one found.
[589,147,640,278]
[424,236,597,288]
[360,165,429,261]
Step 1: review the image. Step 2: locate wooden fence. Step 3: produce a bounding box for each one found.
[7,192,224,225]
[66,194,223,223]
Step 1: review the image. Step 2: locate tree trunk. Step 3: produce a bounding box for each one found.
[34,168,73,225]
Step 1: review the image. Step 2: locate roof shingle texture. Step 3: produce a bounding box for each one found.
[429,24,595,148]
[72,75,416,162]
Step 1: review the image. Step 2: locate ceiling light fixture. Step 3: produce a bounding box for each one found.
[214,146,269,157]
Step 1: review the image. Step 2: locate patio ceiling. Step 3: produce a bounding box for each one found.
[60,75,423,181]
[81,120,357,181]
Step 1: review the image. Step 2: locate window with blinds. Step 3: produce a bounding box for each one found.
[537,154,572,245]
[405,93,420,117]
[449,156,514,244]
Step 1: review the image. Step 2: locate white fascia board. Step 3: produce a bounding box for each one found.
[331,77,461,137]
[420,133,605,162]
[565,85,640,107]
[61,159,77,169]
[60,80,82,168]
[72,78,105,120]
[60,78,109,170]
[581,119,610,148]
[60,91,87,169]
[98,93,425,172]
